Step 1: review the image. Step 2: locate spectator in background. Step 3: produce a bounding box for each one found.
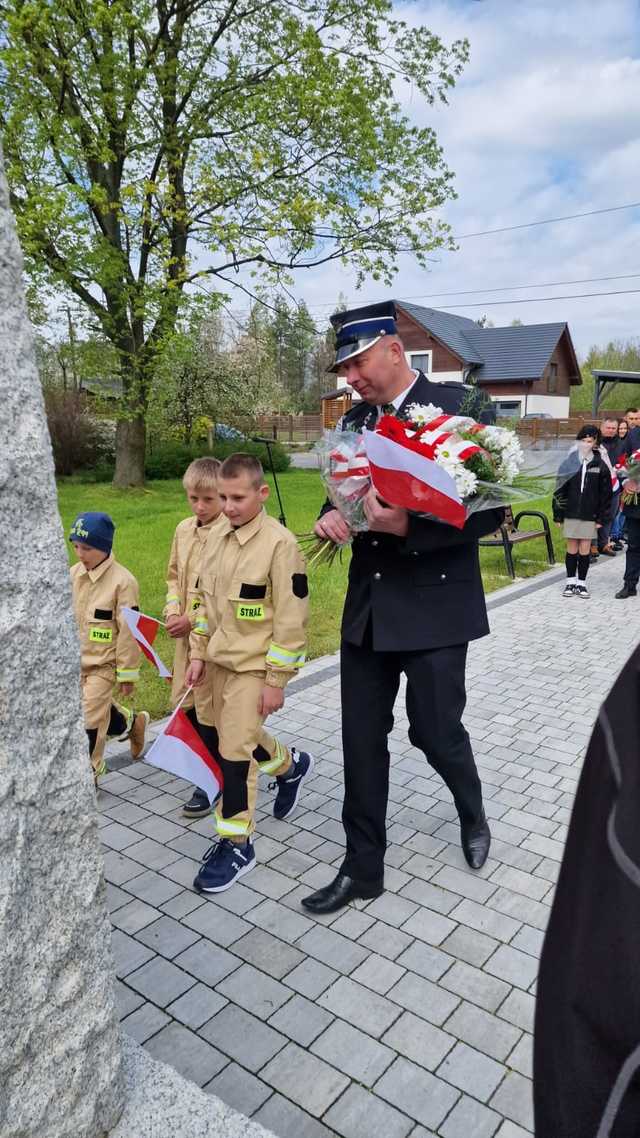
[623,408,640,453]
[554,425,612,599]
[598,418,623,556]
[618,418,629,441]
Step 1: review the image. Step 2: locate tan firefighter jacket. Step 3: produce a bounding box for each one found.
[164,515,222,623]
[189,510,308,688]
[70,555,141,682]
[164,514,223,703]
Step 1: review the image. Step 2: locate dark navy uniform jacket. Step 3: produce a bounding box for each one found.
[321,372,504,652]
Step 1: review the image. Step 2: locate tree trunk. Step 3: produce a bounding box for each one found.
[113,415,146,487]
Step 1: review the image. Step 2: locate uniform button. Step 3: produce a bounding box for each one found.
[440,573,447,580]
[373,572,382,580]
[412,551,419,557]
[371,540,379,547]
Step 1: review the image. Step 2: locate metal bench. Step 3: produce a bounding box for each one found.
[479,505,555,579]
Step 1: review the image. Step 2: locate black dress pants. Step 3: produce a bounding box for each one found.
[340,637,483,883]
[623,516,640,587]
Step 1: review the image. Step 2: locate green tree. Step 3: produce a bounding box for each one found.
[0,0,467,485]
[572,338,640,413]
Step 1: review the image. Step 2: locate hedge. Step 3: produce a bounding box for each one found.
[84,438,290,482]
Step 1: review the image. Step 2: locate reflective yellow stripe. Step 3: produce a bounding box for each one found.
[265,642,306,669]
[116,668,140,683]
[216,815,251,837]
[257,738,289,774]
[165,593,180,604]
[193,616,208,636]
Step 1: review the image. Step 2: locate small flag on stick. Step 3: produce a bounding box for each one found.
[121,606,172,680]
[145,705,223,804]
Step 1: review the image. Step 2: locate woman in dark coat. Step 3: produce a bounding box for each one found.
[553,425,612,599]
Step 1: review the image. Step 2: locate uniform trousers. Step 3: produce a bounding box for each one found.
[623,516,640,587]
[196,665,291,838]
[340,636,483,883]
[82,668,132,774]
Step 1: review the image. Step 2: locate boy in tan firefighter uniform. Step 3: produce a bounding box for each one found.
[69,512,149,780]
[186,453,313,892]
[164,457,225,817]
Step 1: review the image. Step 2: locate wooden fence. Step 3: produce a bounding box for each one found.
[513,414,627,444]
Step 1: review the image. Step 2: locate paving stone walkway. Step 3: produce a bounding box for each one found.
[99,554,638,1138]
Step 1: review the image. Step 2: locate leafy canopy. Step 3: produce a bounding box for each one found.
[0,0,467,341]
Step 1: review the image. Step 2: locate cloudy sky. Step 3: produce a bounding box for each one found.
[284,0,640,358]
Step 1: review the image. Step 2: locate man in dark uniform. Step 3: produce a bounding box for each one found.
[302,301,503,915]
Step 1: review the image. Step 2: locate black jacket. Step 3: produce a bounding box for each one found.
[620,429,640,517]
[552,448,612,524]
[602,435,625,467]
[321,372,504,651]
[534,644,640,1138]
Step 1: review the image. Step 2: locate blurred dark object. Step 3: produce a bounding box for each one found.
[534,643,640,1138]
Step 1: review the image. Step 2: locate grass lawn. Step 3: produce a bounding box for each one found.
[58,470,563,720]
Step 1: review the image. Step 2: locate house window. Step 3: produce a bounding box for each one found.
[548,363,558,393]
[409,351,432,373]
[495,400,522,419]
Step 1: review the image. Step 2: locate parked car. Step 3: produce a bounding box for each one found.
[522,412,553,420]
[212,422,245,440]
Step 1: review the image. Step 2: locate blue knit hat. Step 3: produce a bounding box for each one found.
[68,512,114,554]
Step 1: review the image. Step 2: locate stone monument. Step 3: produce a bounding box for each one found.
[0,145,125,1137]
[0,145,274,1138]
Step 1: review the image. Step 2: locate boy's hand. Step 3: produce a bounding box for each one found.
[185,660,205,687]
[119,682,134,697]
[166,613,191,638]
[259,684,284,717]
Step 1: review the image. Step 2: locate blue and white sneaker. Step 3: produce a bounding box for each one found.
[193,838,255,893]
[273,749,314,821]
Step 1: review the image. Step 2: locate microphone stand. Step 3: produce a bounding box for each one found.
[251,437,287,527]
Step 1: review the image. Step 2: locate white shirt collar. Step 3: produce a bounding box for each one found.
[377,371,419,416]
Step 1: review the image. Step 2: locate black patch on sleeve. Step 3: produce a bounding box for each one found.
[94,608,113,619]
[239,582,267,600]
[292,573,309,599]
[132,605,139,611]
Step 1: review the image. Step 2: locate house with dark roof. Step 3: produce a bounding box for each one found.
[332,301,581,419]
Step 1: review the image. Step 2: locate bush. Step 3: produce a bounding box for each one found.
[62,436,290,482]
[144,438,290,480]
[44,388,105,475]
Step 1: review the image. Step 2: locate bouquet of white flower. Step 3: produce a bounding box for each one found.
[300,402,554,565]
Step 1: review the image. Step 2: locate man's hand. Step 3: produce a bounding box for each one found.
[185,659,205,687]
[364,488,409,536]
[166,613,191,638]
[258,684,284,717]
[119,682,134,697]
[625,478,639,492]
[314,509,351,545]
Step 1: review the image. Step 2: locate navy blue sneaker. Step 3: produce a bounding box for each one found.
[193,838,255,893]
[273,749,314,820]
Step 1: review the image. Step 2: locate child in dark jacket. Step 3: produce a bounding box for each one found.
[553,425,612,599]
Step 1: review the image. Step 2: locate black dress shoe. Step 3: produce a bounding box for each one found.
[615,585,637,599]
[301,872,384,914]
[461,811,491,870]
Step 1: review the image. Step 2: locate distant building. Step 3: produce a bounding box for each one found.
[329,301,581,420]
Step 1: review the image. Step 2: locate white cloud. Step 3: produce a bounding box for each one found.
[229,0,640,357]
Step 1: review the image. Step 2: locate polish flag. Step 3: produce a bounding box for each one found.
[121,606,172,680]
[363,427,466,529]
[145,707,223,804]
